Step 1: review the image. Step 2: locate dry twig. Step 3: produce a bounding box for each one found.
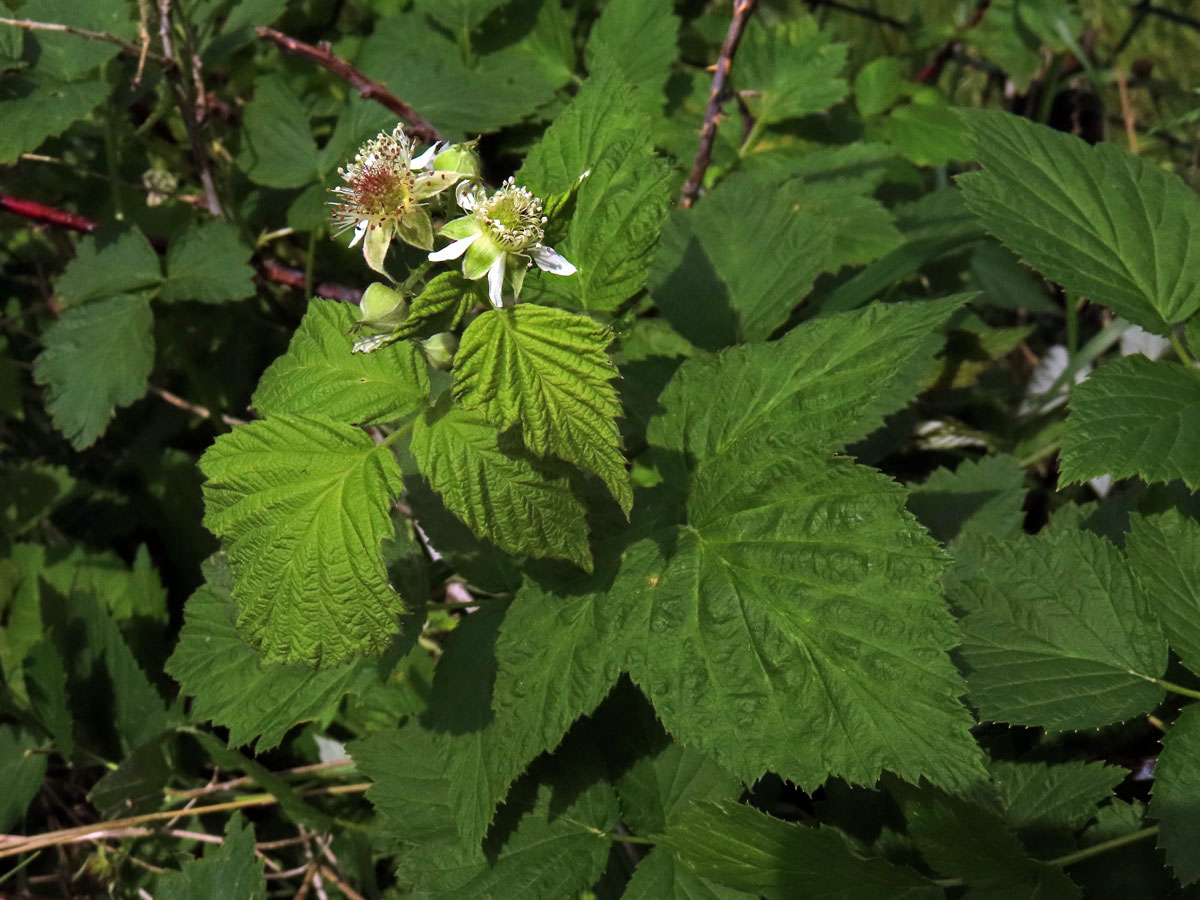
[0,15,170,64]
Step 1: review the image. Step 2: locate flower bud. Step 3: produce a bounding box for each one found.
[418,332,458,370]
[434,142,482,180]
[358,282,409,329]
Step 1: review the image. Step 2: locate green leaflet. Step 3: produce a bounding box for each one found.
[237,75,321,188]
[408,399,592,569]
[648,297,965,465]
[453,305,632,514]
[165,555,384,751]
[952,528,1168,730]
[897,783,1082,897]
[958,110,1200,334]
[621,446,984,791]
[1150,704,1200,885]
[907,454,1028,546]
[623,850,755,900]
[735,18,848,127]
[989,761,1124,837]
[252,299,430,424]
[1127,510,1200,677]
[0,726,47,832]
[199,415,407,667]
[0,76,109,165]
[153,814,265,900]
[33,294,155,449]
[388,272,481,341]
[53,227,161,306]
[12,0,133,79]
[615,738,742,835]
[661,801,939,899]
[1060,355,1200,490]
[160,221,256,304]
[583,0,679,103]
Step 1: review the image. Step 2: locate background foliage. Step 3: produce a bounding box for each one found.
[3,0,1200,897]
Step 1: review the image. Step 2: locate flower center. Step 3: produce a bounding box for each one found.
[477,178,546,251]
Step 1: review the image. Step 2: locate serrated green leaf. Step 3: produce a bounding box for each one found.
[617,739,741,834]
[389,272,482,341]
[0,726,47,832]
[414,0,508,32]
[14,0,133,79]
[990,761,1123,835]
[357,13,558,137]
[200,415,406,667]
[0,462,74,537]
[252,299,430,424]
[165,555,384,751]
[23,639,73,756]
[1151,703,1200,886]
[1060,355,1200,490]
[517,58,646,197]
[649,172,834,348]
[237,75,321,188]
[1127,510,1200,677]
[584,0,678,102]
[53,228,162,306]
[662,801,939,899]
[529,139,675,313]
[0,75,110,164]
[454,305,631,513]
[907,454,1027,545]
[154,814,266,900]
[898,783,1081,898]
[88,739,170,818]
[969,240,1060,314]
[34,294,155,450]
[409,399,592,568]
[883,99,973,167]
[160,221,256,304]
[952,528,1167,730]
[737,18,848,126]
[621,446,983,791]
[958,110,1200,334]
[624,850,755,900]
[649,297,965,465]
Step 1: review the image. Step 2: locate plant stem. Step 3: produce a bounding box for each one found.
[1141,674,1200,701]
[1065,294,1079,356]
[1169,330,1194,366]
[1050,826,1159,868]
[304,230,318,299]
[380,419,417,449]
[602,832,656,846]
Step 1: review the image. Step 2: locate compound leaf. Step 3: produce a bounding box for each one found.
[199,415,406,667]
[253,299,430,424]
[454,305,631,513]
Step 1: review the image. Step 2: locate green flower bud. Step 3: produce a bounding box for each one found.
[418,332,458,370]
[358,282,409,329]
[433,142,481,180]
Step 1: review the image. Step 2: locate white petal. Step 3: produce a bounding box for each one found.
[428,233,481,262]
[486,255,507,308]
[456,180,480,211]
[529,245,576,276]
[348,220,369,248]
[411,142,441,169]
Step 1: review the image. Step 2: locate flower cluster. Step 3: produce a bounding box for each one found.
[430,177,576,308]
[329,125,464,276]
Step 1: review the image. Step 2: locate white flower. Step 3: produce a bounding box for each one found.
[427,177,576,308]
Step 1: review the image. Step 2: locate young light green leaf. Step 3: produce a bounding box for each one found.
[736,18,848,126]
[0,76,109,165]
[958,110,1200,334]
[200,415,406,667]
[252,299,430,424]
[661,801,940,899]
[34,294,155,450]
[1126,510,1200,677]
[648,296,965,464]
[855,57,903,117]
[409,400,592,569]
[154,814,265,900]
[165,555,384,751]
[160,221,256,304]
[53,228,161,306]
[649,172,834,348]
[237,75,321,188]
[453,305,631,514]
[1150,703,1200,885]
[529,139,675,313]
[1060,355,1200,490]
[621,446,984,792]
[952,528,1168,730]
[584,0,679,103]
[907,454,1027,546]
